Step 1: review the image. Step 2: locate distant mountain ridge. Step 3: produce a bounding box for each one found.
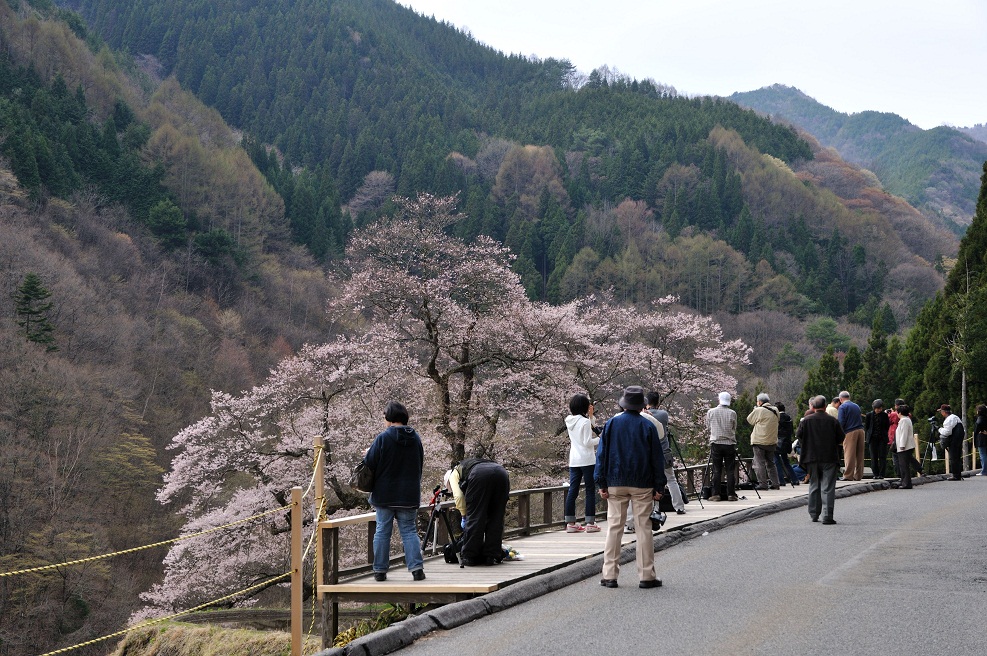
[730,84,987,232]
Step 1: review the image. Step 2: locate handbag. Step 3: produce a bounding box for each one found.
[348,459,374,492]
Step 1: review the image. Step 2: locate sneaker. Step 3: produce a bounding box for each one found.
[566,523,586,533]
[584,523,601,533]
[675,509,686,515]
[727,494,738,501]
[623,524,635,534]
[412,569,426,581]
[373,572,387,582]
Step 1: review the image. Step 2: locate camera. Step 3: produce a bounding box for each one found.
[431,485,452,499]
[926,416,937,424]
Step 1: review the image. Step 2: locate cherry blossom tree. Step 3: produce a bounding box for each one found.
[140,193,750,616]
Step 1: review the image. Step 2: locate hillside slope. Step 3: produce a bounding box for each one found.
[0,4,334,654]
[730,84,987,232]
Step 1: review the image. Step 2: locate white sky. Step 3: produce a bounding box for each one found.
[399,0,987,129]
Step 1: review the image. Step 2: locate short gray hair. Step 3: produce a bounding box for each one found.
[756,393,770,404]
[839,391,850,400]
[811,395,827,409]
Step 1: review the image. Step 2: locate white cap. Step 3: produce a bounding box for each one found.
[718,392,732,406]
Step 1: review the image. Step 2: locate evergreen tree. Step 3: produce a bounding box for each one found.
[841,345,862,397]
[15,272,57,351]
[797,347,840,414]
[857,318,891,405]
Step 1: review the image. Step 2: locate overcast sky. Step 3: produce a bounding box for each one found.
[399,0,986,130]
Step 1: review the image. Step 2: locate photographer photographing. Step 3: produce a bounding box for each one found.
[937,404,965,481]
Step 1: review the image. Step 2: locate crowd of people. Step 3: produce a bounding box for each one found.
[361,388,984,585]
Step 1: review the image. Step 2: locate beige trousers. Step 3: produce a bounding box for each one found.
[843,429,865,480]
[602,486,657,582]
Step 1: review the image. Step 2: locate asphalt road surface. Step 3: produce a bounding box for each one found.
[398,477,987,656]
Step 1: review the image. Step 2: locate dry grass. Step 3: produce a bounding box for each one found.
[108,622,324,656]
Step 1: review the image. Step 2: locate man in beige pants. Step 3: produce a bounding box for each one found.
[594,386,666,589]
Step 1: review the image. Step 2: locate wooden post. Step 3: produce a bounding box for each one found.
[542,490,553,526]
[518,493,530,535]
[321,525,339,648]
[315,435,325,601]
[290,486,303,656]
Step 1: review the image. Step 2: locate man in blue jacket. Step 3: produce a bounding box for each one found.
[595,386,666,589]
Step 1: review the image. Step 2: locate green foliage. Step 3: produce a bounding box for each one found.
[14,272,57,351]
[732,85,987,231]
[901,162,987,416]
[804,317,851,352]
[797,347,841,413]
[148,199,188,250]
[0,52,166,215]
[841,345,862,394]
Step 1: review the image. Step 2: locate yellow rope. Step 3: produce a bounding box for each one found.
[38,571,292,656]
[307,495,328,640]
[0,505,290,579]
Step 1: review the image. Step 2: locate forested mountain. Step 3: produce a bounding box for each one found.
[730,84,987,234]
[0,4,334,653]
[962,124,987,145]
[0,1,970,652]
[56,0,953,327]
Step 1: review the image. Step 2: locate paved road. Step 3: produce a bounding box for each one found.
[398,477,987,656]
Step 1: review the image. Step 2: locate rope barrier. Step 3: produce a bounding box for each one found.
[0,505,289,579]
[37,571,293,656]
[17,441,327,653]
[307,495,328,640]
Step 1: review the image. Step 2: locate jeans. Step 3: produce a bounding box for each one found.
[373,506,424,573]
[565,464,597,523]
[979,446,987,475]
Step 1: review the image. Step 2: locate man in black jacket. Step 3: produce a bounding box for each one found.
[796,395,846,525]
[864,399,891,479]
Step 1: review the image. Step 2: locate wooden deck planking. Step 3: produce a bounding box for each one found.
[322,481,843,600]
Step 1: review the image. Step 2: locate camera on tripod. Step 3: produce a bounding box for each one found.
[431,485,452,499]
[926,416,937,425]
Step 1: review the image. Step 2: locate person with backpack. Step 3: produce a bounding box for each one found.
[773,402,799,487]
[747,393,781,490]
[647,392,686,515]
[365,401,426,582]
[937,404,965,481]
[447,457,511,566]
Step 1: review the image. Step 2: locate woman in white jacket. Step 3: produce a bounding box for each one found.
[895,405,917,489]
[564,394,601,533]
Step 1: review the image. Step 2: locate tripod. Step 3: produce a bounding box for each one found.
[921,418,938,473]
[668,429,702,509]
[420,485,463,567]
[701,442,761,502]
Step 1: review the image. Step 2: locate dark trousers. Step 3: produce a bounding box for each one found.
[806,462,838,521]
[709,443,737,497]
[895,450,916,488]
[948,434,964,480]
[462,462,510,562]
[869,438,889,478]
[774,452,798,485]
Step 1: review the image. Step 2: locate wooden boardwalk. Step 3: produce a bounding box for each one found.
[319,481,854,602]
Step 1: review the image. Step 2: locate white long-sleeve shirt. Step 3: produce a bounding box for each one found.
[938,413,960,438]
[565,414,600,467]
